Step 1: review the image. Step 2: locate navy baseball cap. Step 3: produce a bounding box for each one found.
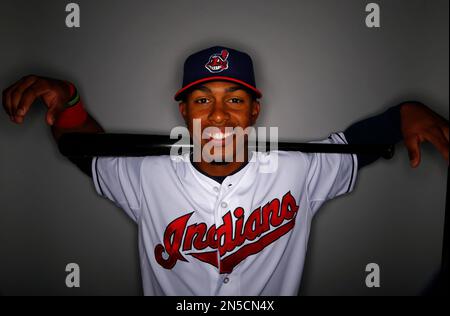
[174,46,262,101]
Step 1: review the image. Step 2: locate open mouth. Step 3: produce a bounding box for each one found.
[206,131,234,140]
[204,130,235,146]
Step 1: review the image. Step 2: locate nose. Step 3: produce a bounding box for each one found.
[208,100,230,125]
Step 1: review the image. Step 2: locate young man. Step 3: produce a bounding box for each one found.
[2,46,448,295]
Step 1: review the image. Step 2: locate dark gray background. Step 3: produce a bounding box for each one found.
[0,0,448,296]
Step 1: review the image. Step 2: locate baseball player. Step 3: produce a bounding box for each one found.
[2,46,449,296]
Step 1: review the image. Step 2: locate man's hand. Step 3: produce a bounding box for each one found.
[2,75,72,125]
[400,102,449,168]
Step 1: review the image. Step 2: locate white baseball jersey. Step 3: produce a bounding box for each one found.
[91,132,358,296]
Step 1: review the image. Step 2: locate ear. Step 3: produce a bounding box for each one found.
[250,100,260,125]
[179,102,188,123]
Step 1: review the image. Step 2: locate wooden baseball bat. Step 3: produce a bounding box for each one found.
[57,133,395,159]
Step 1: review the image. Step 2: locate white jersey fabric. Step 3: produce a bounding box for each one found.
[91,132,358,296]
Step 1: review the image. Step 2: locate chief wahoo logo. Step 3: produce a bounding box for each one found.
[205,49,230,73]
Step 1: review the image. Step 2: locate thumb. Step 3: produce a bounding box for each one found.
[404,135,421,168]
[46,106,62,126]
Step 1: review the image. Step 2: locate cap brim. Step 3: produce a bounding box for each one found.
[174,76,262,101]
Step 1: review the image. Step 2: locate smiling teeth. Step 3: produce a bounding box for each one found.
[208,132,233,140]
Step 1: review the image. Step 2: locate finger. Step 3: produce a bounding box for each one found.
[10,76,38,114]
[404,135,421,168]
[2,88,12,121]
[425,129,449,162]
[16,84,47,119]
[12,87,39,124]
[441,125,449,142]
[3,82,20,118]
[46,106,62,126]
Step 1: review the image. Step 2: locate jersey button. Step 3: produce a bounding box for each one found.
[223,277,230,284]
[213,187,219,193]
[221,202,228,209]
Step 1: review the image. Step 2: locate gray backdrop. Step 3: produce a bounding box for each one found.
[0,0,448,296]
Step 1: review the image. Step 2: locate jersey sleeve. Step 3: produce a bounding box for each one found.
[303,132,358,214]
[91,156,144,222]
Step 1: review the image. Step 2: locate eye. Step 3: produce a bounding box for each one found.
[229,98,243,104]
[195,98,210,104]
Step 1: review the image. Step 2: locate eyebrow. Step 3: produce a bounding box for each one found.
[225,86,245,93]
[192,85,245,93]
[194,85,212,93]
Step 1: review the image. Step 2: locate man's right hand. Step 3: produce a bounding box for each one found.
[2,75,72,125]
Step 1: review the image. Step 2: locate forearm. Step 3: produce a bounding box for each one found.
[3,75,105,178]
[52,109,104,178]
[344,102,412,169]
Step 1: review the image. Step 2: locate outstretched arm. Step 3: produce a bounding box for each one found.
[2,75,104,177]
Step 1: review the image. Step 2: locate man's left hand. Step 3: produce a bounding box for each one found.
[400,102,449,168]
